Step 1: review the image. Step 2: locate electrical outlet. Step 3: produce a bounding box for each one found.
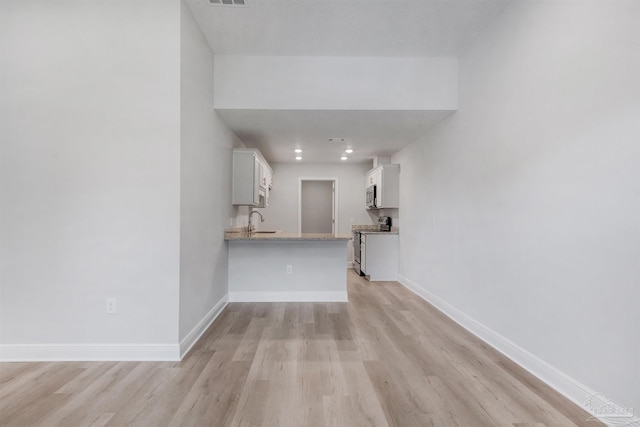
[286,265,293,275]
[106,298,116,314]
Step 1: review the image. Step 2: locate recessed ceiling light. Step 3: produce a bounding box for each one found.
[340,156,348,161]
[345,148,353,154]
[295,156,302,161]
[294,148,302,153]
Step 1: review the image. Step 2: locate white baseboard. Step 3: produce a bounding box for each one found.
[179,294,228,358]
[0,295,230,362]
[346,261,354,269]
[0,343,180,362]
[398,274,639,427]
[229,291,348,302]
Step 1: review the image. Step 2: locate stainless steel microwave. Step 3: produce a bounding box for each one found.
[366,185,376,209]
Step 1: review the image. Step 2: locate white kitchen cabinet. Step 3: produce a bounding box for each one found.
[366,168,381,188]
[258,162,268,190]
[232,148,273,207]
[263,167,272,207]
[365,164,400,209]
[361,233,398,281]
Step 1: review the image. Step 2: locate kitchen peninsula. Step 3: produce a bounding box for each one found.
[225,231,352,302]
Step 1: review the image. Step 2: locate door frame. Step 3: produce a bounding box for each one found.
[298,177,338,234]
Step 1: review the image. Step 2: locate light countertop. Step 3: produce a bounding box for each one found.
[225,230,352,241]
[352,225,399,235]
[359,230,399,235]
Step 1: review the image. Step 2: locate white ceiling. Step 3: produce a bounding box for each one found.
[186,0,513,163]
[217,109,454,163]
[186,0,512,57]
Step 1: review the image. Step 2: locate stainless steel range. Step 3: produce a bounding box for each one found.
[353,230,363,276]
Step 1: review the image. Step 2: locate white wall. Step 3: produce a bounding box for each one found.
[0,0,181,352]
[214,56,458,110]
[258,162,376,262]
[178,2,244,350]
[393,0,640,415]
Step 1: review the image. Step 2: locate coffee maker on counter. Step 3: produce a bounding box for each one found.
[378,216,391,231]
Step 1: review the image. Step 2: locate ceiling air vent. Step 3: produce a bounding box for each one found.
[208,0,246,6]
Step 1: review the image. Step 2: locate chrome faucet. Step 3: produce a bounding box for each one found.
[248,209,264,234]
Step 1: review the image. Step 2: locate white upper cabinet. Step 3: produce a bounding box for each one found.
[366,168,382,188]
[258,162,268,190]
[365,164,400,209]
[232,148,273,207]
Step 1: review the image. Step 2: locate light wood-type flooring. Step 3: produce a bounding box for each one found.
[1,270,603,427]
